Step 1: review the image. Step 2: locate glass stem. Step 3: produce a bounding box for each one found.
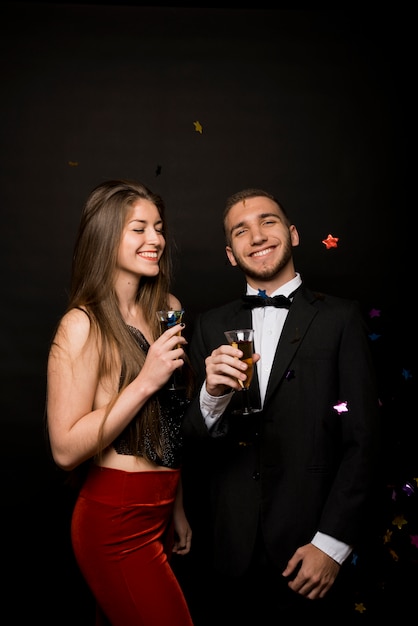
[241,388,251,414]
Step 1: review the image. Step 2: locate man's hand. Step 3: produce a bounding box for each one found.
[205,344,260,397]
[282,543,340,599]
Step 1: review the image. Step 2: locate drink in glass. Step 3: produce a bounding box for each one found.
[156,309,185,390]
[224,328,260,414]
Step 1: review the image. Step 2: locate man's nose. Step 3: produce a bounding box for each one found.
[249,227,265,243]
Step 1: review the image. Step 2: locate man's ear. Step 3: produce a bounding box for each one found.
[289,225,300,248]
[225,246,238,267]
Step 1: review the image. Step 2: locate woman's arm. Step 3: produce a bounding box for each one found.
[47,307,188,471]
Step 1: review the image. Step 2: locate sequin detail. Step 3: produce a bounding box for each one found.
[113,325,189,469]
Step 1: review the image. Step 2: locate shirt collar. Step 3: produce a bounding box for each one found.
[246,272,302,297]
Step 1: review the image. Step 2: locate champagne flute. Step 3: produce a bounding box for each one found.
[224,328,261,415]
[156,309,185,391]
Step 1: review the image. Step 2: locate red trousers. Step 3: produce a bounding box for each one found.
[71,465,194,626]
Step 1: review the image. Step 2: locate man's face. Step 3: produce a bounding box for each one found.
[224,196,299,282]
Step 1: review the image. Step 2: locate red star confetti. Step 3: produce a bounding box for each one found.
[193,120,203,134]
[322,233,339,249]
[354,602,367,614]
[333,401,348,414]
[410,535,418,548]
[369,308,381,318]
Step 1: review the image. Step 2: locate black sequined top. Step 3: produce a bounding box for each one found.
[112,325,189,469]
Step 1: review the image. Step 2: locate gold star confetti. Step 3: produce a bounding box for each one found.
[193,120,203,134]
[391,514,407,530]
[354,602,367,613]
[389,548,399,561]
[68,161,79,167]
[383,529,392,544]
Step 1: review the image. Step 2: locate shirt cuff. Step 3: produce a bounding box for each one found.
[200,383,233,429]
[311,531,352,565]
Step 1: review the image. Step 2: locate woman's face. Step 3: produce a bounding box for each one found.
[116,199,166,281]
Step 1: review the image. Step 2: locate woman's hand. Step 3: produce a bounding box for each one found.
[172,478,192,555]
[139,323,188,392]
[172,511,192,556]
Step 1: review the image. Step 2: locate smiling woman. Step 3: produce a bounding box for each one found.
[46,179,195,625]
[116,198,165,281]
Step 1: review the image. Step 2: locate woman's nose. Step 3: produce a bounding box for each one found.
[146,227,160,243]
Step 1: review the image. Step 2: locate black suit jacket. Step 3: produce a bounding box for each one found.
[182,285,381,576]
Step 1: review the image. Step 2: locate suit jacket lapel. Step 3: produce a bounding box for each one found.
[228,304,253,332]
[263,290,318,406]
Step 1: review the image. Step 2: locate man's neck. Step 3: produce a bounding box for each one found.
[247,271,300,296]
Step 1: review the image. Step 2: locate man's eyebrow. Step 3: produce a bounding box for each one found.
[230,220,245,232]
[259,212,281,219]
[230,212,281,233]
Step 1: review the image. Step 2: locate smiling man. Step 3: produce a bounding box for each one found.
[180,188,381,624]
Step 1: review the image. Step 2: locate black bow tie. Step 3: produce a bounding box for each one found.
[242,294,293,309]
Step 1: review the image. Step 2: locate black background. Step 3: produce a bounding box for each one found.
[1,3,415,622]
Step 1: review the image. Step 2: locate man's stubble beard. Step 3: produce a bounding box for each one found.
[233,237,293,282]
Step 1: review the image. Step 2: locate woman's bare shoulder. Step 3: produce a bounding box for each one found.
[167,293,183,310]
[54,306,93,349]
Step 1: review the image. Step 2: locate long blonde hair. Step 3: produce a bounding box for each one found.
[55,179,191,466]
